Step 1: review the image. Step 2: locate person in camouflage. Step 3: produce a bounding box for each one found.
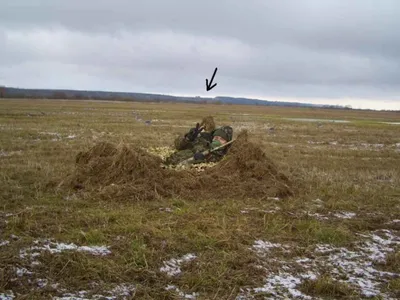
[165,117,233,165]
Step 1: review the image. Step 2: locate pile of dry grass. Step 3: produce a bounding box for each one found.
[66,130,293,201]
[195,131,293,199]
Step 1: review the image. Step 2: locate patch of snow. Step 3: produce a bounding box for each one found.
[0,240,10,247]
[159,207,173,212]
[306,212,330,220]
[160,253,197,277]
[44,242,77,253]
[262,208,281,214]
[241,207,257,212]
[0,150,22,157]
[43,241,110,256]
[19,239,111,266]
[39,131,78,141]
[53,283,136,300]
[0,291,15,300]
[306,210,356,221]
[307,141,325,145]
[296,258,312,264]
[360,143,385,148]
[165,285,199,299]
[358,230,400,263]
[313,243,396,297]
[53,291,89,300]
[334,211,356,219]
[165,285,176,290]
[251,240,282,255]
[315,244,335,253]
[252,272,312,299]
[76,246,111,256]
[108,284,136,297]
[380,122,400,125]
[37,278,48,288]
[16,267,33,277]
[39,131,60,136]
[300,271,318,281]
[241,230,400,299]
[240,206,280,214]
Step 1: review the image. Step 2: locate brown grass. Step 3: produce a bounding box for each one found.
[0,99,399,299]
[63,130,293,203]
[299,275,357,299]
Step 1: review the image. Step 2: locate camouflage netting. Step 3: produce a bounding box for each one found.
[65,130,293,201]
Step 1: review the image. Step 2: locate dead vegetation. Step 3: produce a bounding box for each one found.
[65,130,293,202]
[200,115,216,132]
[299,275,356,298]
[0,99,399,299]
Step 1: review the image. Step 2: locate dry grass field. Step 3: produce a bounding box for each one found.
[0,99,399,299]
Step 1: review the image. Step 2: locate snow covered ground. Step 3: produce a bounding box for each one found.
[237,229,400,299]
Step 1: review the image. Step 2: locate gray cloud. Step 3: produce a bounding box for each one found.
[0,0,399,109]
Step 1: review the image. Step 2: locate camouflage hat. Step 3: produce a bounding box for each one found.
[213,126,233,142]
[213,128,229,141]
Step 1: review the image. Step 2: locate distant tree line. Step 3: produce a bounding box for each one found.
[2,86,383,111]
[0,86,230,105]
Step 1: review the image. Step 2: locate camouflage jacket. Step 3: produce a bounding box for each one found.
[168,125,232,165]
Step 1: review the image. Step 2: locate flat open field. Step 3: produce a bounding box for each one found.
[1,99,400,299]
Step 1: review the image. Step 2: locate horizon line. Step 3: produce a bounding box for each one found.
[1,85,399,112]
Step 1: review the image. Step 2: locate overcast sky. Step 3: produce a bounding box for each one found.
[1,0,399,110]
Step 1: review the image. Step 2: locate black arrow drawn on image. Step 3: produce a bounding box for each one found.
[206,67,218,91]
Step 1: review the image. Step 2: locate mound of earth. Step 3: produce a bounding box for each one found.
[65,130,293,201]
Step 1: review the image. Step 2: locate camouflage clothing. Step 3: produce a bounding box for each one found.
[165,123,234,165]
[165,148,196,165]
[166,131,211,165]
